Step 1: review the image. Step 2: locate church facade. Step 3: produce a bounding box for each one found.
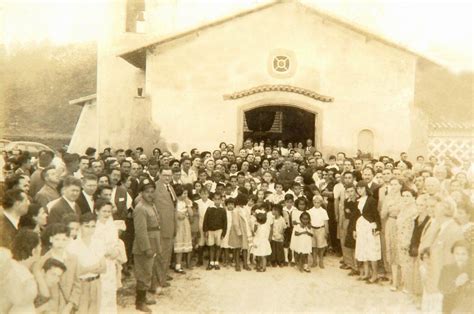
[70,1,434,157]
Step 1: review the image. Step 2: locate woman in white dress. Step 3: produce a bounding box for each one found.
[94,200,126,314]
[354,181,382,284]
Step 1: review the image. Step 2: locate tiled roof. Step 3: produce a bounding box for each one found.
[430,121,474,130]
[223,85,334,102]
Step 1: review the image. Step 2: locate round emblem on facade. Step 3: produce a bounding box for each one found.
[273,56,290,72]
[268,49,296,79]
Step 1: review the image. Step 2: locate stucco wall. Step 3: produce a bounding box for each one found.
[143,2,416,156]
[68,101,97,154]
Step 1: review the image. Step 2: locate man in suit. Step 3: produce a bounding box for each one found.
[48,176,82,224]
[153,167,176,286]
[29,150,54,197]
[304,138,317,155]
[0,188,30,249]
[76,174,97,215]
[34,166,60,208]
[133,179,161,312]
[362,167,380,203]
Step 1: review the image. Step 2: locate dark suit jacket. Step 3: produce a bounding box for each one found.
[368,182,381,203]
[34,184,60,208]
[0,213,18,249]
[153,180,176,239]
[129,178,140,201]
[29,168,44,197]
[360,196,381,231]
[48,197,81,225]
[76,191,94,215]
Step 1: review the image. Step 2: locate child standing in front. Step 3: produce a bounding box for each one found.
[270,204,286,267]
[307,195,329,268]
[174,185,193,273]
[289,197,308,266]
[291,212,313,272]
[220,198,235,267]
[203,193,227,270]
[283,195,296,266]
[252,210,272,272]
[195,188,214,266]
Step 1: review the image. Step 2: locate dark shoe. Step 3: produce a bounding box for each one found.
[278,263,284,268]
[319,261,325,269]
[136,303,152,313]
[166,275,173,281]
[206,264,214,270]
[379,276,390,282]
[214,265,220,270]
[340,264,351,270]
[243,265,251,271]
[366,278,379,284]
[282,262,288,266]
[304,268,311,273]
[196,261,203,267]
[235,266,241,272]
[161,282,171,288]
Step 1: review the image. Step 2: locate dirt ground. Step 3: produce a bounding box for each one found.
[118,255,420,313]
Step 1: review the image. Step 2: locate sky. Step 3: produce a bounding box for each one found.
[1,0,472,72]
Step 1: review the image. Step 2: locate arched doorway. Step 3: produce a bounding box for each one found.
[243,105,316,145]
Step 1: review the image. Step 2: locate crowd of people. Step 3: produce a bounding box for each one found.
[0,138,472,313]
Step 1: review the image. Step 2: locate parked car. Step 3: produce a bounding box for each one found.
[4,141,54,156]
[0,139,11,152]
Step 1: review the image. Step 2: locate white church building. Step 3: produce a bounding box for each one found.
[69,0,471,158]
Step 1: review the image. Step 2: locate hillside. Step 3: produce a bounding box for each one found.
[0,41,97,149]
[415,59,473,124]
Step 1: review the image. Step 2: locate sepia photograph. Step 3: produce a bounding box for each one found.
[0,0,473,313]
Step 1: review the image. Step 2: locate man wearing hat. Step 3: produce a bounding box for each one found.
[133,179,161,312]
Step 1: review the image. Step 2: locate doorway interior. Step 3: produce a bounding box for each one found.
[243,105,315,145]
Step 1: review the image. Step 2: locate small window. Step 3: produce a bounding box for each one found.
[126,0,146,33]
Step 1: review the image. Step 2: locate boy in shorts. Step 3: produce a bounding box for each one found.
[203,193,227,270]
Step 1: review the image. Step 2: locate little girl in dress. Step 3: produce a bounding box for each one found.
[252,210,272,272]
[291,212,313,272]
[220,198,234,267]
[174,186,193,273]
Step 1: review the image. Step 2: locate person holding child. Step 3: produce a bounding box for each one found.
[94,199,127,314]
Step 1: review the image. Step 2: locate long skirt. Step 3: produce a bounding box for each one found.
[100,259,117,314]
[384,217,399,266]
[355,217,381,262]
